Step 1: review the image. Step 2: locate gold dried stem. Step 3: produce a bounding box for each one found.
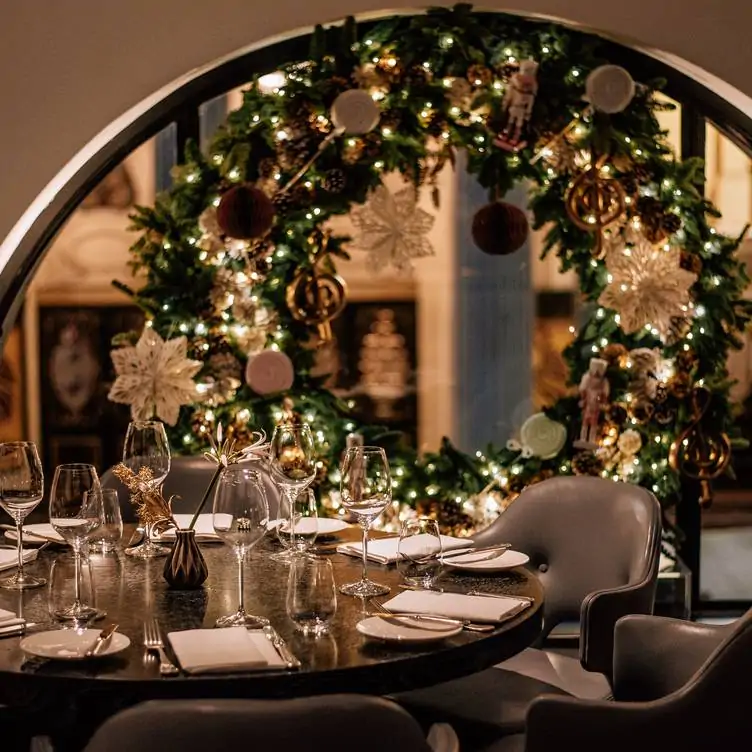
[112,463,177,532]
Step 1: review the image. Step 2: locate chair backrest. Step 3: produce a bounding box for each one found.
[101,455,281,523]
[472,475,662,638]
[83,696,433,752]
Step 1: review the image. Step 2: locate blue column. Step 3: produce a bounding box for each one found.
[455,162,533,453]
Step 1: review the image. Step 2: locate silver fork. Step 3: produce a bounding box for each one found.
[369,597,494,633]
[143,619,179,676]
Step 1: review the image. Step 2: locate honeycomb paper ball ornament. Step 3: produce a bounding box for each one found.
[471,202,529,256]
[330,89,381,135]
[216,184,276,240]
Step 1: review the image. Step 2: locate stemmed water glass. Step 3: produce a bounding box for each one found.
[0,442,45,590]
[268,423,316,562]
[212,466,269,628]
[49,463,102,622]
[339,446,392,598]
[122,420,171,558]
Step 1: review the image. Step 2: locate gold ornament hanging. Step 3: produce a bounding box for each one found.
[286,231,347,344]
[565,161,626,258]
[669,386,731,507]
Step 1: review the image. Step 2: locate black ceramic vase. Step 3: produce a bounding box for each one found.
[163,529,208,589]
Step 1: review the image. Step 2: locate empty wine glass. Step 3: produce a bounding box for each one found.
[276,488,318,557]
[86,489,123,553]
[397,518,443,589]
[268,423,316,562]
[0,442,45,590]
[123,420,171,558]
[339,446,391,598]
[49,464,102,621]
[48,554,97,630]
[212,466,269,628]
[286,557,337,636]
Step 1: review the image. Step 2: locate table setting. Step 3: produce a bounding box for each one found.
[0,419,542,727]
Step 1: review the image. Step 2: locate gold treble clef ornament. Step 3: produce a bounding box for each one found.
[669,386,731,508]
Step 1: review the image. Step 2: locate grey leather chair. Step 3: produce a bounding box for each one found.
[82,696,459,752]
[395,476,662,741]
[101,455,281,523]
[491,609,752,752]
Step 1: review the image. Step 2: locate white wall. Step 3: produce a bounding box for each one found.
[2,0,752,255]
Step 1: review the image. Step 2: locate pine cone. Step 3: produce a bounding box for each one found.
[670,373,692,399]
[662,213,682,234]
[632,163,652,184]
[380,108,402,131]
[362,132,382,159]
[601,342,628,366]
[496,61,520,80]
[676,348,698,371]
[402,64,431,87]
[572,451,604,476]
[342,138,364,165]
[291,183,313,207]
[654,405,676,425]
[630,401,655,424]
[272,191,295,214]
[467,64,493,87]
[680,250,703,275]
[621,175,639,196]
[322,169,346,193]
[607,403,629,426]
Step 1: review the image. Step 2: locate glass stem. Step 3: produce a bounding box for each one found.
[15,520,24,580]
[73,549,82,608]
[360,522,369,583]
[237,552,245,615]
[286,488,296,552]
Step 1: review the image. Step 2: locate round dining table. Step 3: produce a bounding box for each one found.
[0,525,543,749]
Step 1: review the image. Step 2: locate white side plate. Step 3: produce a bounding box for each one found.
[21,629,131,660]
[441,549,530,572]
[356,616,462,643]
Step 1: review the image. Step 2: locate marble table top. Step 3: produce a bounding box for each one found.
[0,525,543,703]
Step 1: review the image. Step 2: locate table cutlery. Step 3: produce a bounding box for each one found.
[143,619,179,676]
[0,524,56,546]
[369,598,494,633]
[399,583,534,604]
[85,623,118,657]
[435,544,511,561]
[262,626,301,669]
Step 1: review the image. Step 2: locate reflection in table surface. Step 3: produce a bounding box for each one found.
[0,527,543,700]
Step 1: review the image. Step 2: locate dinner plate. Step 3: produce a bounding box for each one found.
[20,629,131,661]
[279,518,349,537]
[441,549,530,572]
[356,616,462,644]
[4,523,64,544]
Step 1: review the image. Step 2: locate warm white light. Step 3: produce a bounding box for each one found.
[257,71,287,93]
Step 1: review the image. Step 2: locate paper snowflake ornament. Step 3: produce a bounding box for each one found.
[109,327,203,425]
[349,184,435,272]
[598,229,697,338]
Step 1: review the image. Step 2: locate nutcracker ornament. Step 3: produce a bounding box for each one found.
[574,357,610,449]
[494,59,539,151]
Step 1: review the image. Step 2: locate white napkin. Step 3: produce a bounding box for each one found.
[159,514,221,542]
[383,590,531,624]
[0,548,38,573]
[337,535,473,564]
[0,607,25,630]
[168,627,287,675]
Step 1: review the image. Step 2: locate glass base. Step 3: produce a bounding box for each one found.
[0,571,46,590]
[125,540,170,558]
[339,578,391,598]
[215,610,270,629]
[270,548,299,563]
[53,603,99,622]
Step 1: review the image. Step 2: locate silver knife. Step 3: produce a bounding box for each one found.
[399,583,534,603]
[262,626,301,669]
[85,623,118,657]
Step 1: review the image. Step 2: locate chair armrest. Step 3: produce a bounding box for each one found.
[612,614,727,701]
[579,575,657,676]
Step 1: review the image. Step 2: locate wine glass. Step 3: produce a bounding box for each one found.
[49,463,102,621]
[212,466,269,628]
[276,488,318,557]
[286,557,337,636]
[397,517,443,589]
[268,423,316,562]
[0,442,45,590]
[339,446,391,598]
[123,420,171,558]
[86,489,123,553]
[48,554,97,630]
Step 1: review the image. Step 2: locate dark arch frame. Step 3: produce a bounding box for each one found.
[1,12,749,614]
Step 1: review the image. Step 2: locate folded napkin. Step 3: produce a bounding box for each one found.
[0,548,38,573]
[383,590,531,624]
[337,535,473,564]
[168,627,287,675]
[0,607,25,630]
[159,514,221,542]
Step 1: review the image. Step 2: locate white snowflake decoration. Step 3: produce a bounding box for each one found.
[109,327,203,425]
[349,184,435,272]
[598,228,697,338]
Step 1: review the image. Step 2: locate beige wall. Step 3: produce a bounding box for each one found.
[2,0,752,259]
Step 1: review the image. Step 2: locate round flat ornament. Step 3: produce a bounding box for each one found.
[520,413,567,459]
[245,350,294,395]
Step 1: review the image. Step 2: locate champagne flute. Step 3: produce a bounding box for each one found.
[339,446,391,598]
[268,423,316,562]
[212,466,269,628]
[123,420,171,558]
[0,442,45,589]
[49,464,102,621]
